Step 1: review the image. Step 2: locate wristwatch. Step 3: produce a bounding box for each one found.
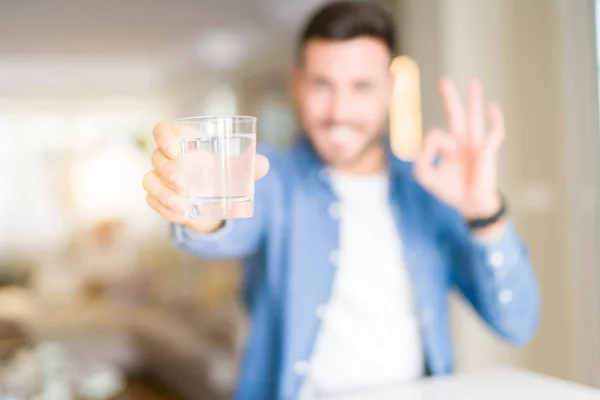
[466,197,507,230]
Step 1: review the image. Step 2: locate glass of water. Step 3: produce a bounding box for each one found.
[175,116,257,220]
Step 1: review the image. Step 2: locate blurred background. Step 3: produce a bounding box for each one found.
[0,0,598,398]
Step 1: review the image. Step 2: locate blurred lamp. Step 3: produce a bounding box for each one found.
[70,141,148,226]
[390,56,423,161]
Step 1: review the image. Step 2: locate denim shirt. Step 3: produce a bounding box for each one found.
[172,137,540,400]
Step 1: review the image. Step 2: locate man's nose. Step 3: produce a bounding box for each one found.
[327,91,354,125]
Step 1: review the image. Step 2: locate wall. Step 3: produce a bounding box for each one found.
[396,0,599,385]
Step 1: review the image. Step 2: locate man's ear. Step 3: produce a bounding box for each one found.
[290,68,303,106]
[385,69,394,108]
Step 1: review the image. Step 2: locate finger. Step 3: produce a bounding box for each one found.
[146,195,186,223]
[422,128,459,158]
[414,129,457,184]
[439,77,467,137]
[255,154,270,180]
[142,171,188,212]
[152,121,181,160]
[483,102,506,154]
[151,149,186,191]
[467,78,485,143]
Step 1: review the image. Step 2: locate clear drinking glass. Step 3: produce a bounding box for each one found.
[175,116,257,220]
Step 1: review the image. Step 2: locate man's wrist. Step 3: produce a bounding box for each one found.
[460,193,503,220]
[466,196,507,229]
[182,219,224,234]
[463,194,508,241]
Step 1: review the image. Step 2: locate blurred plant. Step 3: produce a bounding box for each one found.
[0,337,125,400]
[134,132,154,153]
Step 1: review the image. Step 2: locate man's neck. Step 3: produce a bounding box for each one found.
[332,144,387,175]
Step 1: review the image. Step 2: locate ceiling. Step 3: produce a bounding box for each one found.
[0,0,332,94]
[0,0,328,56]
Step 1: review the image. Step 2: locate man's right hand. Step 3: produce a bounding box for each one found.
[142,121,270,234]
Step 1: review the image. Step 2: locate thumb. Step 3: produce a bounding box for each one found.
[413,129,456,184]
[255,154,270,180]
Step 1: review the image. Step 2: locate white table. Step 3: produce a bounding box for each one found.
[325,368,600,400]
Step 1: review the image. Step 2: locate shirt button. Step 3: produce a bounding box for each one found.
[489,251,504,268]
[328,202,340,220]
[329,250,339,266]
[293,360,310,375]
[315,305,327,319]
[499,289,513,304]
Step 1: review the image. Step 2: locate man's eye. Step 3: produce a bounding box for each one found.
[313,80,330,90]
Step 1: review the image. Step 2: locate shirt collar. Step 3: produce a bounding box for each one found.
[291,133,413,185]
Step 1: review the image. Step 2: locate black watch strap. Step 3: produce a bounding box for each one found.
[466,198,507,230]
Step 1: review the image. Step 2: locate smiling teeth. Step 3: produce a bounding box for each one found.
[330,127,356,143]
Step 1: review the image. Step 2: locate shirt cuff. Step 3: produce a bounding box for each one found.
[471,221,525,272]
[171,221,233,244]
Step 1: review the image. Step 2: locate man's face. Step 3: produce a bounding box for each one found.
[293,37,393,170]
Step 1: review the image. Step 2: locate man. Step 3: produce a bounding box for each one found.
[142,2,540,399]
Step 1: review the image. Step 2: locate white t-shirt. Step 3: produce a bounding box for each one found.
[300,170,424,398]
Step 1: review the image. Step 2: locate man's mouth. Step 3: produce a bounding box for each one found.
[328,126,358,146]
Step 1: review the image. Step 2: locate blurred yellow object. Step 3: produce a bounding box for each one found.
[390,56,422,161]
[0,287,36,320]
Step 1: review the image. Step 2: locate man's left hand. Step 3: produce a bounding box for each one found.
[414,77,506,239]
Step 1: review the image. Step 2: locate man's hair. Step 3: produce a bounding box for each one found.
[298,1,396,63]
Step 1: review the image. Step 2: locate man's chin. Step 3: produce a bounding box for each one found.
[321,151,362,170]
[315,139,384,172]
